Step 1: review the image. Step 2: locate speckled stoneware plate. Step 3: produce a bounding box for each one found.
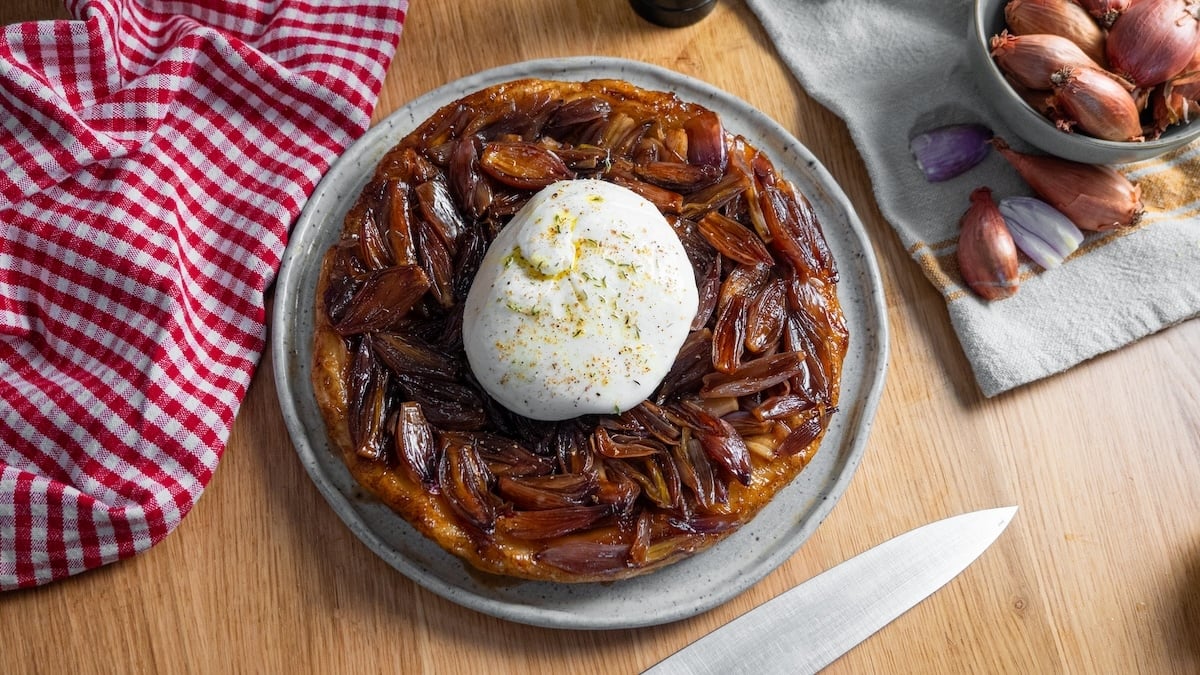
[273,57,888,630]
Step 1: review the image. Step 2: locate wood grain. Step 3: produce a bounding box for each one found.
[4,0,1200,673]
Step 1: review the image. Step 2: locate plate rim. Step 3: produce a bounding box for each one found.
[272,55,890,630]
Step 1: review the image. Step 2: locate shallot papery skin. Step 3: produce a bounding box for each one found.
[958,188,1020,301]
[1005,0,1109,65]
[1077,0,1131,27]
[1013,82,1057,116]
[998,196,1084,268]
[1153,70,1200,133]
[1049,66,1145,141]
[991,31,1103,90]
[1106,0,1200,88]
[992,137,1144,231]
[909,124,994,182]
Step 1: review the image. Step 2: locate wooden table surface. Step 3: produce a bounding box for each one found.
[6,1,1200,673]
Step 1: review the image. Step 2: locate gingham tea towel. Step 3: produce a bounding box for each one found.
[0,0,407,590]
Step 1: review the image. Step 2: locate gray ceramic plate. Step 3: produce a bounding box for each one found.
[272,57,888,630]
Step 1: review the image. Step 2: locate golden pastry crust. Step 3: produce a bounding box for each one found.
[311,77,847,582]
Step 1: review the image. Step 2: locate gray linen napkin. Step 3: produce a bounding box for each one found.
[746,0,1200,397]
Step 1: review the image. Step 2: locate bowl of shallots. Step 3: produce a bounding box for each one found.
[971,0,1200,164]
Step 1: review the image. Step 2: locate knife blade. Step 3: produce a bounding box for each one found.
[642,506,1017,675]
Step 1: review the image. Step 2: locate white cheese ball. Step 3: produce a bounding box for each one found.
[462,179,699,421]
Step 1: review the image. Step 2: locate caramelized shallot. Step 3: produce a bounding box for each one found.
[753,394,817,420]
[386,180,418,266]
[700,351,808,398]
[535,540,631,575]
[635,160,721,192]
[479,141,575,189]
[414,178,464,253]
[438,434,499,533]
[354,182,392,271]
[697,211,774,266]
[759,185,834,281]
[744,278,787,353]
[684,110,728,170]
[371,331,458,380]
[395,402,438,488]
[711,292,749,374]
[500,505,610,539]
[448,136,487,220]
[673,401,752,486]
[333,265,431,335]
[347,336,390,460]
[414,219,455,308]
[777,407,835,457]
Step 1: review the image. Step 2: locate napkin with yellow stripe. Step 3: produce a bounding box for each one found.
[747,0,1199,397]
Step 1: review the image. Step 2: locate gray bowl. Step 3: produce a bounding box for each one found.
[970,0,1200,164]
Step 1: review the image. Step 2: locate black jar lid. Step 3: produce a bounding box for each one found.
[630,0,717,28]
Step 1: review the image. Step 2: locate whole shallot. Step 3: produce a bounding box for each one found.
[991,138,1144,231]
[1048,66,1144,141]
[1005,0,1108,65]
[957,187,1020,301]
[990,31,1103,90]
[1106,0,1200,88]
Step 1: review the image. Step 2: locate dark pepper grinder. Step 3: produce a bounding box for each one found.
[630,0,717,27]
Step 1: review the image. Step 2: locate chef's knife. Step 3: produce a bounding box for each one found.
[643,506,1017,675]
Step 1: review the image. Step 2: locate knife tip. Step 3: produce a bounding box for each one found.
[992,505,1019,528]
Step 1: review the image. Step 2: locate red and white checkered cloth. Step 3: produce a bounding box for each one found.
[0,0,407,590]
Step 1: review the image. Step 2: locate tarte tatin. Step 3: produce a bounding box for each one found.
[311,77,848,582]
